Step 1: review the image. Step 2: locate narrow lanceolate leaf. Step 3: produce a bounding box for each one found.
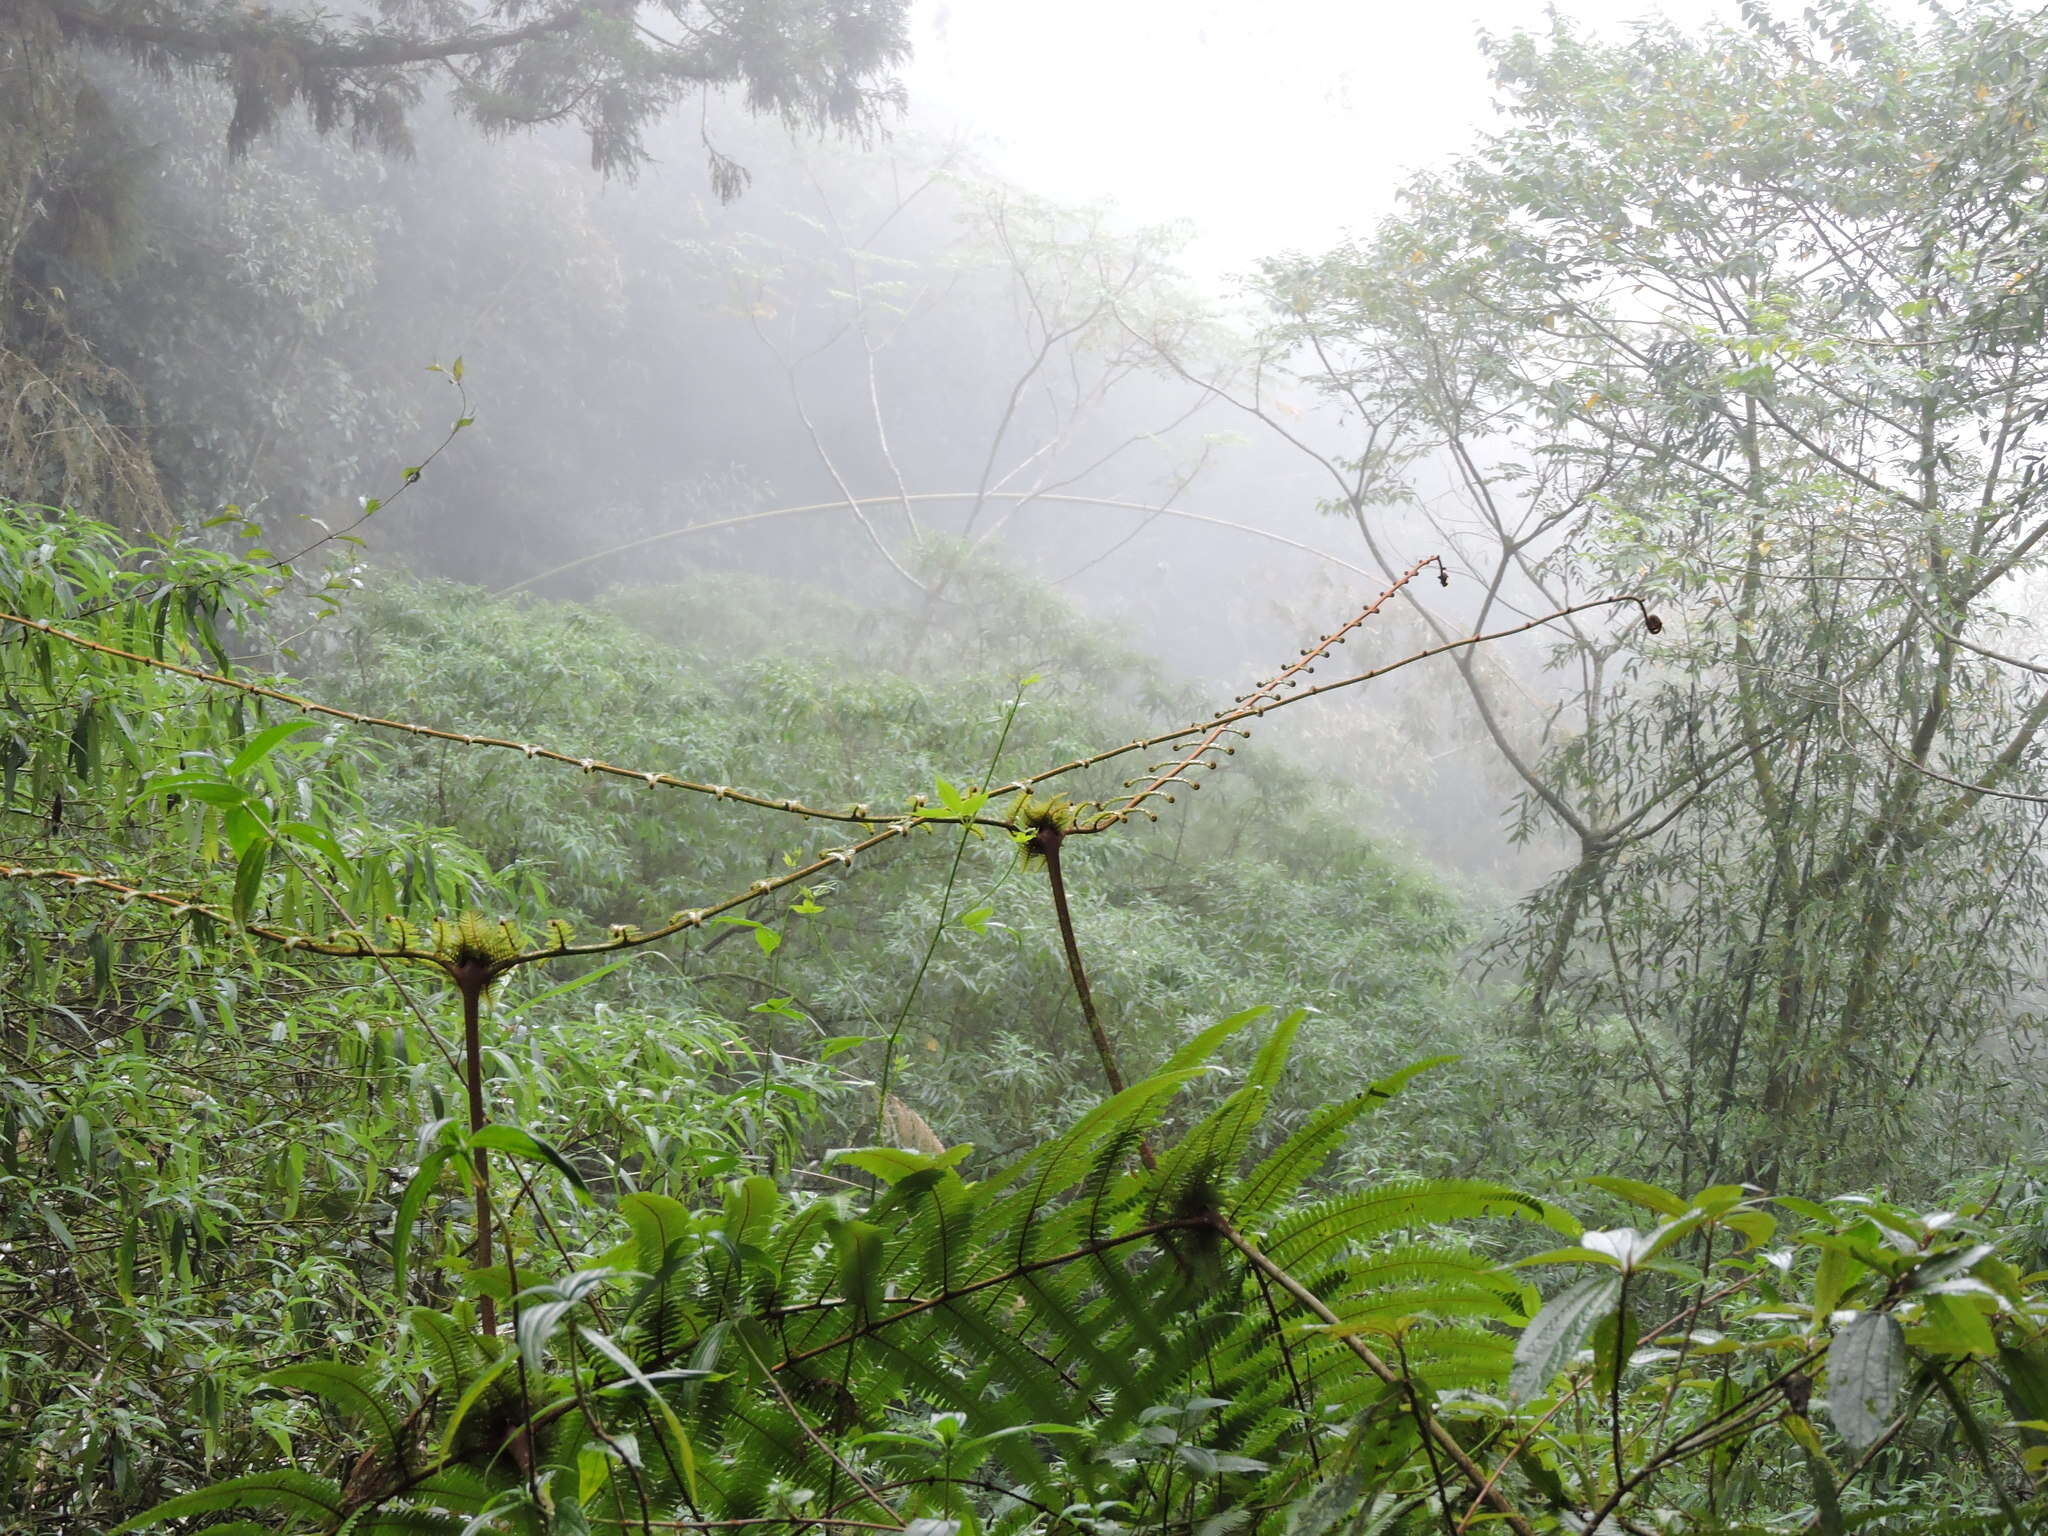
[231,835,269,926]
[580,1325,700,1505]
[225,717,320,776]
[467,1124,591,1200]
[390,1147,457,1302]
[1584,1175,1688,1218]
[1828,1311,1906,1450]
[1511,1273,1622,1404]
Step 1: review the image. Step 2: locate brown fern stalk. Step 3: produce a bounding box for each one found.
[1029,819,1146,1167]
[451,959,500,1336]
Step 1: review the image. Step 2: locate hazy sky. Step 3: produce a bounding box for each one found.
[907,0,1742,282]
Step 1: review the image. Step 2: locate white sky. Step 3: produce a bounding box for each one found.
[907,0,1743,283]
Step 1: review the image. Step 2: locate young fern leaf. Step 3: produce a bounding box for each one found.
[405,1307,499,1399]
[1156,1003,1274,1077]
[979,1066,1207,1273]
[1145,1008,1303,1225]
[1146,1082,1270,1225]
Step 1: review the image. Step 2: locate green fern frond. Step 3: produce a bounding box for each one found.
[1157,1005,1274,1077]
[1342,1243,1537,1322]
[110,1470,346,1532]
[1229,1057,1456,1225]
[262,1362,411,1457]
[619,1191,695,1274]
[353,1511,468,1536]
[405,1307,503,1399]
[1263,1180,1573,1278]
[979,1067,1207,1274]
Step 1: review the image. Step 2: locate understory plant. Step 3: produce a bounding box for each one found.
[2,505,2045,1535]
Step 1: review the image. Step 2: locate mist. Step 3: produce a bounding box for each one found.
[9,0,2048,1528]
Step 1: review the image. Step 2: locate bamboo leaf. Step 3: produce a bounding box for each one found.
[226,718,320,777]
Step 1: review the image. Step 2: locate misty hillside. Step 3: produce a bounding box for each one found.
[6,1,2048,1532]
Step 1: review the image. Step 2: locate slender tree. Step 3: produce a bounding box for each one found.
[1163,0,2048,1184]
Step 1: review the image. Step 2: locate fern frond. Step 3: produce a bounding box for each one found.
[110,1470,346,1532]
[355,1510,467,1536]
[980,1067,1208,1250]
[1156,1004,1274,1078]
[1263,1180,1572,1278]
[619,1190,695,1274]
[1340,1243,1536,1325]
[262,1362,410,1457]
[1229,1057,1457,1225]
[405,1308,495,1397]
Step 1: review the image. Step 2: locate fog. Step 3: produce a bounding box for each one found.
[11,0,2044,1183]
[18,7,2048,1521]
[44,11,1647,881]
[909,0,1743,279]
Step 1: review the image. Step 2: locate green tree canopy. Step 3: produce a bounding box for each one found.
[18,0,908,178]
[1224,0,2048,1185]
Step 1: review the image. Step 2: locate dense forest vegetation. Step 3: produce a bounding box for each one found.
[6,0,2048,1531]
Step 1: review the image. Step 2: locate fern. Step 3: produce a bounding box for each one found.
[115,1019,2048,1536]
[1260,1178,1575,1276]
[111,1470,346,1531]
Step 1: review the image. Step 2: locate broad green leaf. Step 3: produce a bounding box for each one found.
[1828,1311,1906,1449]
[579,1325,700,1504]
[1810,1241,1864,1331]
[1998,1343,2048,1448]
[231,836,269,926]
[275,819,348,868]
[1585,1175,1687,1217]
[838,1145,971,1183]
[138,773,245,807]
[1511,1273,1621,1403]
[111,1471,345,1531]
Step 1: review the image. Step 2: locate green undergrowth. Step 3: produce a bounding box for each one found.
[12,510,2045,1536]
[310,555,1535,1172]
